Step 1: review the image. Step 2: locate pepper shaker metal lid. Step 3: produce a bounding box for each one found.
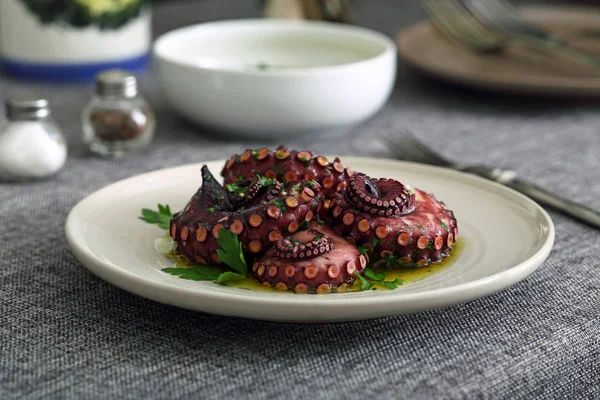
[96,69,138,98]
[6,98,51,120]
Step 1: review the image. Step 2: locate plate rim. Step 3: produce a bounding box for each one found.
[65,157,555,317]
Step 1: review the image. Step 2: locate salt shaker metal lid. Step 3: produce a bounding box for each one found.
[6,98,51,120]
[96,69,138,98]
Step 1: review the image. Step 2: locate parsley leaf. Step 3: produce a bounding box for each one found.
[440,220,449,230]
[381,282,398,290]
[355,272,373,291]
[357,246,369,254]
[316,219,326,225]
[162,267,220,281]
[226,182,248,195]
[371,238,380,247]
[216,271,246,284]
[139,204,173,230]
[272,200,287,213]
[257,175,276,187]
[298,221,309,231]
[163,229,250,285]
[364,268,386,281]
[416,225,425,232]
[216,229,247,275]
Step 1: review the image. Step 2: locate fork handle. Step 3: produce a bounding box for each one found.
[460,165,600,229]
[505,178,600,229]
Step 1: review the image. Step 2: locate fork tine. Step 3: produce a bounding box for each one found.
[461,0,549,39]
[424,0,501,52]
[401,131,455,166]
[383,130,454,167]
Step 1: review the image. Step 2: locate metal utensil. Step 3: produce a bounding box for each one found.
[424,0,600,70]
[384,131,600,229]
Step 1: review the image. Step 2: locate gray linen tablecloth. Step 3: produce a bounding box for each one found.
[1,1,599,398]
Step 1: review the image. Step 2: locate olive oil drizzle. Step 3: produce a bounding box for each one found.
[155,236,464,294]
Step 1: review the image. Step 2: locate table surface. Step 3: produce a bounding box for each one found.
[2,1,599,399]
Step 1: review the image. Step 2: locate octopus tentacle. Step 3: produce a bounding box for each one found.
[345,173,412,216]
[321,170,457,268]
[253,222,367,293]
[221,146,346,198]
[170,166,323,264]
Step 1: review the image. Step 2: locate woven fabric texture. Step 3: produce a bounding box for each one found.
[1,1,599,399]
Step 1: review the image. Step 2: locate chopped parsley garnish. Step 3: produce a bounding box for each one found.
[257,176,276,187]
[355,273,373,291]
[226,175,276,197]
[316,219,326,225]
[416,225,425,232]
[313,234,324,241]
[298,221,309,231]
[138,204,173,230]
[440,220,449,230]
[354,267,404,291]
[251,149,260,157]
[305,181,316,188]
[357,246,369,255]
[226,182,248,195]
[272,200,287,213]
[364,268,386,281]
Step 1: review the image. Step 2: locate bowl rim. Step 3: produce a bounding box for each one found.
[153,18,397,76]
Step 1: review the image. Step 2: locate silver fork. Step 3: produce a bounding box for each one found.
[385,131,600,229]
[424,0,600,70]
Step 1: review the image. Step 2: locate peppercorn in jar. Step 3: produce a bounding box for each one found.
[82,70,155,157]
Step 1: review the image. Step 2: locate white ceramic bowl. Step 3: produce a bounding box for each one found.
[153,19,397,138]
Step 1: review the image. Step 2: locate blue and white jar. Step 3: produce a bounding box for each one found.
[0,0,151,81]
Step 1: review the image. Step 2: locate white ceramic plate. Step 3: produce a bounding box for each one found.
[65,157,554,323]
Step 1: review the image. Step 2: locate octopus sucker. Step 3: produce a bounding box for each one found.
[252,222,365,292]
[220,146,347,198]
[170,165,322,263]
[320,170,458,268]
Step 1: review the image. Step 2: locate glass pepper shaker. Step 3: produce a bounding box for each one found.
[82,70,155,158]
[0,98,67,182]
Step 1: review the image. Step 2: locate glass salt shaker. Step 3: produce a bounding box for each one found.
[82,70,155,158]
[0,98,67,182]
